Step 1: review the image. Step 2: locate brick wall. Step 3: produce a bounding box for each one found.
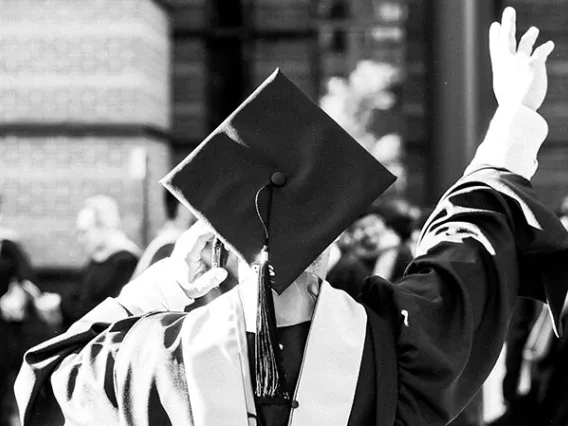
[172,39,206,145]
[0,0,172,269]
[506,0,568,208]
[405,0,568,207]
[252,41,315,98]
[252,0,312,30]
[0,137,170,268]
[0,0,170,128]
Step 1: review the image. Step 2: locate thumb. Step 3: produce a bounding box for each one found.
[184,267,228,299]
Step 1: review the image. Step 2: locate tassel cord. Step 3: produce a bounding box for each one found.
[254,184,272,246]
[253,183,288,400]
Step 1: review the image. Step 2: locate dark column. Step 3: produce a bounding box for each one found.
[425,0,496,203]
[206,1,248,131]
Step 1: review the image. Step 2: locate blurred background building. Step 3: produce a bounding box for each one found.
[0,0,567,280]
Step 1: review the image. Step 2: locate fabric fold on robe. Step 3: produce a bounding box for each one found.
[358,165,568,425]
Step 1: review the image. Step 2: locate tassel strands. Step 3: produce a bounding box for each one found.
[253,178,289,401]
[255,245,285,399]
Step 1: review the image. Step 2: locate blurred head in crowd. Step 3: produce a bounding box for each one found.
[337,197,418,260]
[369,197,419,243]
[164,190,196,230]
[560,195,568,231]
[76,195,121,257]
[347,213,390,260]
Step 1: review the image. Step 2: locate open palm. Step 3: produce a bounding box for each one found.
[490,7,554,111]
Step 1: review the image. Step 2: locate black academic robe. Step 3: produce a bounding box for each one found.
[0,237,37,369]
[60,250,139,328]
[14,167,568,426]
[0,236,38,425]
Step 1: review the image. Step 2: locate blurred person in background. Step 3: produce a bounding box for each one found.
[130,189,196,279]
[489,196,568,426]
[327,197,418,297]
[369,197,418,282]
[487,298,540,426]
[0,195,39,426]
[325,218,370,297]
[56,195,140,329]
[513,194,568,426]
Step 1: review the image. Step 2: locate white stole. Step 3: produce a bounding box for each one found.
[181,281,367,426]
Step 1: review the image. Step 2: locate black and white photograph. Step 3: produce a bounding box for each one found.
[1,1,568,425]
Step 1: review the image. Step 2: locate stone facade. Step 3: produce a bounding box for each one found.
[0,0,172,268]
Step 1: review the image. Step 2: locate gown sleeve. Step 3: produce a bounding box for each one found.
[363,166,568,425]
[61,252,139,326]
[14,257,194,425]
[14,298,133,425]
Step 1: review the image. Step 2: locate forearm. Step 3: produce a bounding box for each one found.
[381,185,518,424]
[466,104,548,180]
[390,159,568,423]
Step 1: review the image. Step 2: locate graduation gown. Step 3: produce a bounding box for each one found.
[61,249,139,328]
[15,167,568,426]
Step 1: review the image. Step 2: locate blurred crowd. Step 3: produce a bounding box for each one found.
[486,195,568,426]
[0,190,196,425]
[1,190,568,425]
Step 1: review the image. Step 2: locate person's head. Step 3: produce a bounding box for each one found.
[338,198,417,260]
[76,195,121,257]
[163,190,195,229]
[368,197,419,242]
[347,213,389,259]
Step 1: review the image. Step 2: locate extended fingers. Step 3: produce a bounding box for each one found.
[172,220,215,261]
[500,7,517,54]
[489,7,517,61]
[493,8,553,62]
[489,21,501,66]
[532,40,555,62]
[187,231,215,263]
[184,268,228,299]
[518,27,539,56]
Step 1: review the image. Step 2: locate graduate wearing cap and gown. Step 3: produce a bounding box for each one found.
[14,9,568,426]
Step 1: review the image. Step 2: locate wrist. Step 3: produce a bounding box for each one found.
[468,104,548,180]
[116,258,194,314]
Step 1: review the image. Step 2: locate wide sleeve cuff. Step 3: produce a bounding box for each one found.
[466,105,548,180]
[116,257,194,315]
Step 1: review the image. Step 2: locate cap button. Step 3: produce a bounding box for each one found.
[291,400,299,409]
[271,171,287,187]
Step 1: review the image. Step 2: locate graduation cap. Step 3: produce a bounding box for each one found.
[161,69,396,401]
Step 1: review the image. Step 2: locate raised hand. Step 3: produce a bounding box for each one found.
[118,221,227,313]
[489,7,555,111]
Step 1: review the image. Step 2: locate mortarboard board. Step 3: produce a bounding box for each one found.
[160,68,396,400]
[161,68,396,293]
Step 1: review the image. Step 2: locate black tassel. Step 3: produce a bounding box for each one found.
[253,180,288,401]
[254,245,286,400]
